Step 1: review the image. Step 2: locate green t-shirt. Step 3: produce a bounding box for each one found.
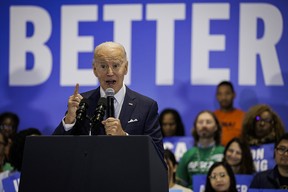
[3,162,14,171]
[176,145,224,189]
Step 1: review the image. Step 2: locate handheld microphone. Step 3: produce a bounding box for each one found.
[92,97,107,124]
[105,88,115,118]
[76,98,89,122]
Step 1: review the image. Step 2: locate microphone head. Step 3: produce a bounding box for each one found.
[105,88,115,97]
[105,88,115,118]
[76,98,89,122]
[92,97,107,124]
[80,98,89,106]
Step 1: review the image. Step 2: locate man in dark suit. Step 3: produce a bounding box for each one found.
[53,41,164,158]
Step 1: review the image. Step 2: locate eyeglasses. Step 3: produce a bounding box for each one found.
[96,63,122,73]
[209,172,227,180]
[255,116,273,124]
[276,147,288,155]
[0,125,13,130]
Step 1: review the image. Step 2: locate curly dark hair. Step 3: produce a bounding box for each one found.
[159,108,185,136]
[0,129,9,146]
[223,137,255,174]
[205,162,238,192]
[0,129,9,166]
[164,149,177,182]
[240,104,285,146]
[192,110,222,146]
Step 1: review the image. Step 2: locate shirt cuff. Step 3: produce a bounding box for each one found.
[62,116,76,131]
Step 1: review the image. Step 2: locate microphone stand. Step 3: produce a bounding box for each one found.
[76,97,107,135]
[79,115,101,136]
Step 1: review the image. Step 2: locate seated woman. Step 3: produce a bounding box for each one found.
[205,162,237,192]
[159,108,185,137]
[164,149,192,192]
[241,104,285,146]
[222,137,255,174]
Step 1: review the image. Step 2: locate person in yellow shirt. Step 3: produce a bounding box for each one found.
[214,81,245,146]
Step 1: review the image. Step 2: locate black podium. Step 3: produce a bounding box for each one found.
[19,135,168,192]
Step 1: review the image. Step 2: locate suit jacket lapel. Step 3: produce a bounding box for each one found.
[86,87,101,115]
[119,87,136,130]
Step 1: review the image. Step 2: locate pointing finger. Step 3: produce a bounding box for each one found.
[73,83,79,97]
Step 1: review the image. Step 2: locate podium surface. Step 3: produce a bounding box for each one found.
[19,135,168,192]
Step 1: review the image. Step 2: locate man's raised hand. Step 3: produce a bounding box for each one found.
[65,83,83,124]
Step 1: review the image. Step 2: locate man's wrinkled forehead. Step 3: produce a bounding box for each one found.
[95,52,125,64]
[94,42,127,63]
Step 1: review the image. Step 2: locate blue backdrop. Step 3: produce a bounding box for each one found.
[0,0,287,135]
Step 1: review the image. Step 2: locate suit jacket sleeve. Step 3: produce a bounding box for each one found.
[52,89,100,135]
[144,101,164,159]
[120,88,164,159]
[52,119,89,135]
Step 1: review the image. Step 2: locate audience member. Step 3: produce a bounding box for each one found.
[0,130,10,192]
[0,112,20,171]
[0,130,8,173]
[164,149,192,192]
[0,129,13,173]
[250,133,288,189]
[0,112,19,139]
[0,128,41,192]
[223,137,255,174]
[9,128,42,172]
[176,110,224,188]
[159,108,185,137]
[241,104,285,146]
[205,161,238,192]
[214,81,245,146]
[53,42,164,158]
